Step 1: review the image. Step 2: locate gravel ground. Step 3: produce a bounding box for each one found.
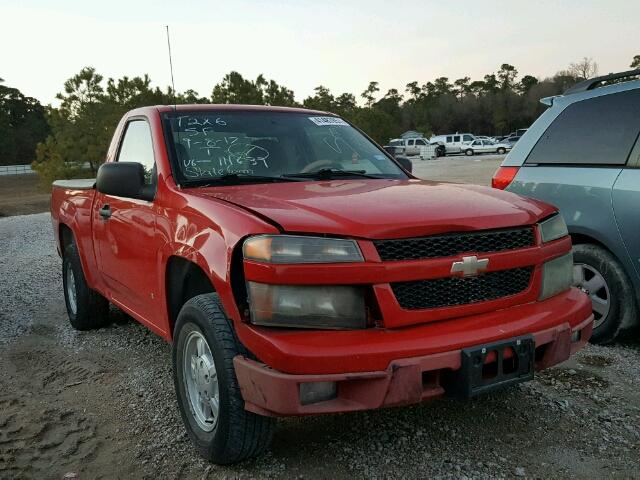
[411,153,504,185]
[1,211,640,479]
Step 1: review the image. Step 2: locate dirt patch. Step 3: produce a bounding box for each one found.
[0,174,50,217]
[537,366,611,391]
[579,354,615,367]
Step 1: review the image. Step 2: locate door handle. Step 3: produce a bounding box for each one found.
[99,204,111,219]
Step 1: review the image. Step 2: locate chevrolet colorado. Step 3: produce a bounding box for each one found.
[51,105,593,464]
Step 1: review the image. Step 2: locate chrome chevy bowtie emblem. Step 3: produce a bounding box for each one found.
[450,255,489,277]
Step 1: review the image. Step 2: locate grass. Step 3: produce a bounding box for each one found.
[0,174,50,217]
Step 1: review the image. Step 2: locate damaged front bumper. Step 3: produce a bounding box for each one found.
[234,313,593,417]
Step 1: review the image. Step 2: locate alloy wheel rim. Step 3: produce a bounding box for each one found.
[66,267,77,315]
[183,330,219,432]
[573,263,610,329]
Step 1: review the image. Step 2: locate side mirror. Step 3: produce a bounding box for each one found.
[96,162,154,201]
[395,155,413,173]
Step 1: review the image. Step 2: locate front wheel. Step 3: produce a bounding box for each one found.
[572,244,637,344]
[172,294,275,464]
[497,147,506,154]
[465,149,474,156]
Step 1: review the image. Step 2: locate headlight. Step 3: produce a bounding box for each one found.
[539,252,573,300]
[243,235,364,264]
[539,214,568,243]
[247,282,366,329]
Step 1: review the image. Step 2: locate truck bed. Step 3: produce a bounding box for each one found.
[52,179,96,190]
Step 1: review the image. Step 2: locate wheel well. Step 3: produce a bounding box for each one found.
[59,224,74,251]
[166,257,216,337]
[570,233,610,252]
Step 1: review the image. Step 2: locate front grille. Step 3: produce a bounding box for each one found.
[391,267,533,310]
[374,227,535,261]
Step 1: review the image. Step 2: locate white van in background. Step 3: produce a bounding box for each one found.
[430,133,475,154]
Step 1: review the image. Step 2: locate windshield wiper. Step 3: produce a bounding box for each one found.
[282,168,379,179]
[183,173,300,187]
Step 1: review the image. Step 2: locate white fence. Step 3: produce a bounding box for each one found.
[0,164,36,176]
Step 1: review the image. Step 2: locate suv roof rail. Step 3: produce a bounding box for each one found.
[564,68,640,95]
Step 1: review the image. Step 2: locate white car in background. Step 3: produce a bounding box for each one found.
[473,135,496,142]
[462,139,511,156]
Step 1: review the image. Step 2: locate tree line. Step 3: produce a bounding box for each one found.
[1,55,638,184]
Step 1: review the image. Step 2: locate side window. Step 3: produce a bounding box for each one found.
[117,120,156,183]
[407,139,414,146]
[526,89,640,165]
[446,136,453,143]
[453,135,461,142]
[463,134,473,142]
[416,139,426,146]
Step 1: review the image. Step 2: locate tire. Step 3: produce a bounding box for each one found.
[465,149,474,156]
[172,293,275,464]
[62,243,109,330]
[497,147,506,154]
[573,243,638,344]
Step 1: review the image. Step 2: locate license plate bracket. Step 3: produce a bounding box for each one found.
[444,335,535,398]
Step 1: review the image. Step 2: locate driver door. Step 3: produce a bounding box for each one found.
[92,118,163,326]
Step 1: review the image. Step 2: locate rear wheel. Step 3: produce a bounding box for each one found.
[173,293,275,464]
[62,243,109,330]
[497,147,506,154]
[465,149,474,156]
[572,243,637,344]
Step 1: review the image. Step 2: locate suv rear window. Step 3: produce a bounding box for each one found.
[525,89,640,165]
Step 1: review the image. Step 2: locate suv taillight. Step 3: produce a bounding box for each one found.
[491,166,519,190]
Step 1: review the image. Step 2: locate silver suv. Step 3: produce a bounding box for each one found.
[492,69,640,344]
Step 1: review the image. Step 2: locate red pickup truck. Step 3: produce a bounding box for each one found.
[51,105,593,464]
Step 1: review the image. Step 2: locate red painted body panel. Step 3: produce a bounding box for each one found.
[234,314,593,416]
[234,288,592,375]
[194,179,556,238]
[49,105,593,416]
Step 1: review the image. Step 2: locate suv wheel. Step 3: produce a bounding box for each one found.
[465,149,474,156]
[173,293,275,464]
[62,243,109,330]
[572,244,637,344]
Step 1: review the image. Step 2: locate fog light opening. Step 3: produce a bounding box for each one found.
[299,381,337,406]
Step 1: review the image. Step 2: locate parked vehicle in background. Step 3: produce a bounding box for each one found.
[387,137,444,158]
[51,104,592,464]
[430,133,475,154]
[463,139,511,156]
[503,135,521,146]
[493,68,640,344]
[473,136,496,143]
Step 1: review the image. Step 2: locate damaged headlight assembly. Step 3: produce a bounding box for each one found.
[539,213,568,243]
[538,214,573,300]
[243,235,366,329]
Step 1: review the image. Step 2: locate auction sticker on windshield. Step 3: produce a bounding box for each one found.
[308,116,350,126]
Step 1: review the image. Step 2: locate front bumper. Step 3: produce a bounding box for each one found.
[234,290,593,417]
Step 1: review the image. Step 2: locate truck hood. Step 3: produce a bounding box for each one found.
[192,179,555,239]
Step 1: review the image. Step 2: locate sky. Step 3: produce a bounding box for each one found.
[1,0,638,106]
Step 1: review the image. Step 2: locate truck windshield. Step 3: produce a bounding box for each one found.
[163,111,408,184]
